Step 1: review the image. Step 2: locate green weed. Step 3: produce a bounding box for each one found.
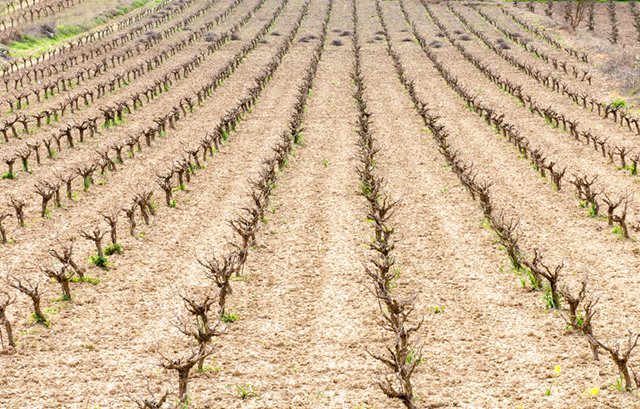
[31,313,50,327]
[612,225,624,238]
[80,343,96,351]
[104,243,123,256]
[360,180,372,197]
[222,312,239,323]
[235,384,259,400]
[55,293,71,302]
[431,305,445,314]
[625,163,637,175]
[197,364,221,373]
[405,347,424,366]
[89,255,109,269]
[44,306,59,315]
[514,265,541,291]
[83,176,91,192]
[610,99,628,109]
[71,275,100,285]
[614,376,625,391]
[542,285,558,309]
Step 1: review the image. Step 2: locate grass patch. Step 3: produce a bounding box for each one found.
[10,25,86,58]
[9,0,161,58]
[431,305,445,314]
[625,163,637,175]
[115,0,161,16]
[43,306,59,315]
[103,117,126,129]
[542,285,559,309]
[579,200,598,217]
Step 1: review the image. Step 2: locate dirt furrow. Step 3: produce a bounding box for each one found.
[203,1,400,407]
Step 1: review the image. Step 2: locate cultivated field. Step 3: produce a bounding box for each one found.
[1,0,640,408]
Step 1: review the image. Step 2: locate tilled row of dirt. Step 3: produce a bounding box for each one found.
[202,2,399,407]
